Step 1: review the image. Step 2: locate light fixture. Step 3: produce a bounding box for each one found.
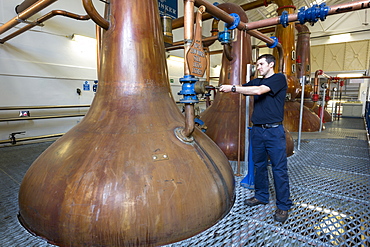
[337,73,363,78]
[167,55,184,63]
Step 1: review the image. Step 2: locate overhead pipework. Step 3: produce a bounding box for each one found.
[0,0,96,44]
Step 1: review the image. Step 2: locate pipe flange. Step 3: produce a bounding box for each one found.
[267,36,279,48]
[226,13,240,30]
[174,127,194,144]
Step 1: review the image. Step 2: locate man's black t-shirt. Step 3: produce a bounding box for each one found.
[242,73,287,125]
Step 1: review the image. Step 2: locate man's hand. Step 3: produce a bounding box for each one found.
[219,85,233,92]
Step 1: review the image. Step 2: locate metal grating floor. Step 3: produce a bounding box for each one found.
[0,118,369,246]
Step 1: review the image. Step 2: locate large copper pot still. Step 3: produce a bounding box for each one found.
[18,0,235,246]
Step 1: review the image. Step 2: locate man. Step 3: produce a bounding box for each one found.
[220,54,292,222]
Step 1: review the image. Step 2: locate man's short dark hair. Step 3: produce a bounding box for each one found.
[257,54,276,67]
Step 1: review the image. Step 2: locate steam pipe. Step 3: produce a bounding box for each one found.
[0,10,90,44]
[82,0,109,30]
[172,0,273,30]
[0,0,58,36]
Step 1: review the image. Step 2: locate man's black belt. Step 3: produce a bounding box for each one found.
[253,122,282,128]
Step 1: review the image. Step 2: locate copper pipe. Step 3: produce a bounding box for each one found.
[165,44,185,51]
[209,49,223,55]
[0,0,58,35]
[193,0,370,31]
[0,10,90,43]
[181,0,196,138]
[205,47,211,82]
[82,0,109,30]
[172,0,273,30]
[183,0,195,75]
[224,43,233,61]
[15,0,40,13]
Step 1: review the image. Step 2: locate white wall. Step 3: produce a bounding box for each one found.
[0,0,101,144]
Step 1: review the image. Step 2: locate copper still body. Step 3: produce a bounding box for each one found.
[18,1,235,246]
[273,0,321,132]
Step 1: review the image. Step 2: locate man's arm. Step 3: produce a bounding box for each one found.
[219,84,270,95]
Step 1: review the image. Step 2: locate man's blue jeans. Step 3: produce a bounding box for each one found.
[251,125,292,211]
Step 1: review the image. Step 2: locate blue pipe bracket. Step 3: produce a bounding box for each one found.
[226,13,240,30]
[267,36,279,48]
[298,3,330,26]
[178,75,199,103]
[280,11,289,28]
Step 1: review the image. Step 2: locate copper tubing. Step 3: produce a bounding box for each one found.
[183,0,195,75]
[181,0,196,139]
[82,0,109,30]
[205,47,211,82]
[193,0,370,31]
[0,0,58,35]
[15,0,40,13]
[172,0,273,30]
[165,45,185,51]
[0,10,90,43]
[224,43,233,61]
[182,103,196,138]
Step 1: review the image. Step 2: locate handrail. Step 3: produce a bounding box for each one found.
[0,114,85,122]
[0,133,64,145]
[82,0,109,30]
[0,104,90,110]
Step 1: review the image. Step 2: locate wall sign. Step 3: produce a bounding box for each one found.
[158,0,178,19]
[83,81,90,91]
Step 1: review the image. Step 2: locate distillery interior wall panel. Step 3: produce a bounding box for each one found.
[311,39,370,72]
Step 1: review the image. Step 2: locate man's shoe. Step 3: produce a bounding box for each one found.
[274,209,288,222]
[244,197,268,207]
